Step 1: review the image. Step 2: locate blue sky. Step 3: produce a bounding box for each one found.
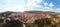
[0,0,60,12]
[44,0,60,8]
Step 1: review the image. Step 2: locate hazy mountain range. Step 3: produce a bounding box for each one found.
[0,11,60,15]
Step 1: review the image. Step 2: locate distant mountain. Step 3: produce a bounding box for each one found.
[24,11,60,15]
[0,11,14,17]
[0,11,60,22]
[0,11,60,17]
[24,11,54,13]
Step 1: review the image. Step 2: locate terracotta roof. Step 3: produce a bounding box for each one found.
[7,13,48,23]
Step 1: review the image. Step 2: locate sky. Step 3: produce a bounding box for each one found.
[0,0,60,12]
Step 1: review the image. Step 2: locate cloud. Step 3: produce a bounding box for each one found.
[1,0,43,12]
[0,6,2,7]
[0,0,27,12]
[3,0,26,4]
[0,0,60,13]
[25,0,43,11]
[44,2,48,6]
[49,3,54,7]
[2,4,26,12]
[54,8,60,12]
[25,0,55,12]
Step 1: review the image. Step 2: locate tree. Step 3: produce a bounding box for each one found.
[34,19,44,27]
[5,20,23,27]
[0,19,3,23]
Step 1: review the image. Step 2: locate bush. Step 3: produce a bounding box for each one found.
[34,19,44,27]
[5,20,23,27]
[25,23,34,27]
[0,19,3,23]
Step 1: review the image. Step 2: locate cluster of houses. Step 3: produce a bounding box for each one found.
[0,12,51,23]
[0,11,60,27]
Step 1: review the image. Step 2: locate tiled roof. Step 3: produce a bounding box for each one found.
[7,13,48,23]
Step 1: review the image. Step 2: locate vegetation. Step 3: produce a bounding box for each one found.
[25,23,34,27]
[0,19,3,23]
[34,19,44,27]
[4,20,23,27]
[0,11,60,27]
[46,15,58,27]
